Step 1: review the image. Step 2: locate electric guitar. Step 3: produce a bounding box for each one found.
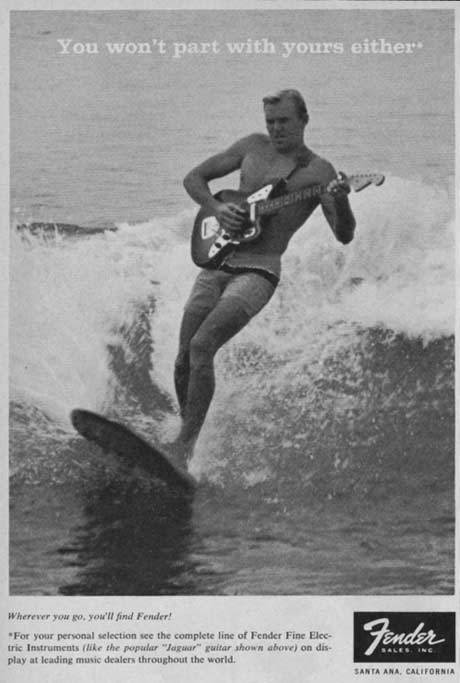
[191,172,385,268]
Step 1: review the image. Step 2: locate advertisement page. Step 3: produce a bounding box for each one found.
[3,1,458,681]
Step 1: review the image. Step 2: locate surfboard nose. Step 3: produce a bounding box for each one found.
[70,408,197,494]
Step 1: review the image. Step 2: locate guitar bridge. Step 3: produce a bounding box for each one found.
[208,231,237,258]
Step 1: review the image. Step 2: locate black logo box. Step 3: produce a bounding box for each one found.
[354,612,456,663]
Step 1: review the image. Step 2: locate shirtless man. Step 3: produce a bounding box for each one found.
[170,89,356,466]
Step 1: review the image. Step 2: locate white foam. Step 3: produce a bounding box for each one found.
[10,177,453,439]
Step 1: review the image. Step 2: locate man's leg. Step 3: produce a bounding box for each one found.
[177,273,277,456]
[174,270,225,418]
[174,310,210,417]
[177,296,252,448]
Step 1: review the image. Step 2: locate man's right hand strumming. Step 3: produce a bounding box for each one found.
[214,202,248,233]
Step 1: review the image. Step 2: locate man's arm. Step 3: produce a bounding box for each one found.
[184,135,258,231]
[320,166,356,245]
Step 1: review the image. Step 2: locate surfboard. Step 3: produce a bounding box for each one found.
[71,409,196,494]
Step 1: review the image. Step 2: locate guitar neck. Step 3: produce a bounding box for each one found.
[257,183,328,216]
[256,173,376,216]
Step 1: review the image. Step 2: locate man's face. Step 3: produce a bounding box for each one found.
[264,99,307,153]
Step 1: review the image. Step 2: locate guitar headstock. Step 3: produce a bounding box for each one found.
[348,173,385,192]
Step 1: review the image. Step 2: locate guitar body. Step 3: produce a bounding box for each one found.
[191,182,286,269]
[190,173,385,269]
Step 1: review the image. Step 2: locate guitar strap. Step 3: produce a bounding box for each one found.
[284,148,314,182]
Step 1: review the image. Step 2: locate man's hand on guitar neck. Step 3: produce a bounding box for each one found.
[326,171,351,200]
[213,201,249,233]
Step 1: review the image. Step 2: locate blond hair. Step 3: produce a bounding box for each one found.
[262,89,309,123]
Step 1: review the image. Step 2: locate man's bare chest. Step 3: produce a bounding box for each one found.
[239,149,319,193]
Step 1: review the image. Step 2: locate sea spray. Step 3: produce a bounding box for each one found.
[10,177,454,492]
[148,177,454,409]
[10,225,169,428]
[172,177,453,483]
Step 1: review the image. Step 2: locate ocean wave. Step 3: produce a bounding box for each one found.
[10,176,454,495]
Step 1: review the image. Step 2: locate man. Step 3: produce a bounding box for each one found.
[169,89,356,467]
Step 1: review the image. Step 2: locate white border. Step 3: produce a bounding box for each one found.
[2,2,458,681]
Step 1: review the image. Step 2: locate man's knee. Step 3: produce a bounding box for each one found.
[189,331,213,369]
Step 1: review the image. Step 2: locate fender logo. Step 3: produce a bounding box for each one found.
[363,618,445,656]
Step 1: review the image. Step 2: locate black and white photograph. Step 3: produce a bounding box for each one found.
[4,1,457,680]
[9,3,455,595]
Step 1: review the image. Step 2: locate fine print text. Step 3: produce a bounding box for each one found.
[8,610,332,667]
